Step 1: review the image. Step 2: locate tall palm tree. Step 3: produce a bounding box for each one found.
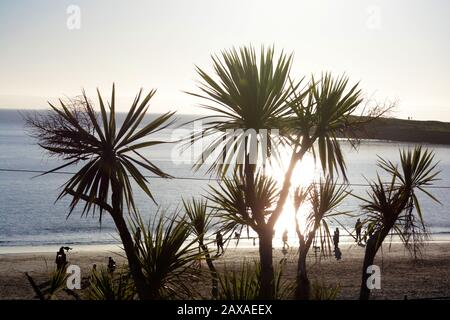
[207,171,280,298]
[293,177,348,299]
[183,198,219,298]
[25,85,175,300]
[187,45,299,298]
[356,146,439,300]
[188,45,368,298]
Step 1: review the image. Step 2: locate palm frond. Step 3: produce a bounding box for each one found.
[207,171,279,232]
[186,45,300,175]
[360,146,440,258]
[25,85,175,218]
[131,210,201,299]
[289,73,364,179]
[87,267,135,300]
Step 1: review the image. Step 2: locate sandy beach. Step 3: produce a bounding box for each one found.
[1,241,450,300]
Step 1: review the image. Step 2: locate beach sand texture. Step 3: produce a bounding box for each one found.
[1,242,449,300]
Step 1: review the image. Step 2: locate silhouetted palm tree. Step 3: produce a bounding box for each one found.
[218,260,292,300]
[293,177,348,299]
[183,198,219,298]
[88,267,135,300]
[25,85,175,300]
[188,45,368,298]
[209,170,283,296]
[356,146,439,300]
[132,212,201,299]
[187,46,298,298]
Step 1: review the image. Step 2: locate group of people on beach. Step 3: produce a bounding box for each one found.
[56,218,366,270]
[212,218,368,261]
[55,246,117,273]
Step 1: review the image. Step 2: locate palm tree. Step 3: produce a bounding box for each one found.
[187,45,298,298]
[183,198,219,298]
[207,171,280,298]
[188,45,369,298]
[131,212,201,299]
[356,146,439,300]
[88,267,135,300]
[218,260,292,300]
[293,177,348,299]
[25,85,175,300]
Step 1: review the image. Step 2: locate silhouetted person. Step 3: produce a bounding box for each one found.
[55,246,67,270]
[334,247,342,260]
[333,227,340,251]
[108,257,116,273]
[234,232,240,240]
[355,218,362,244]
[216,231,224,255]
[282,229,289,249]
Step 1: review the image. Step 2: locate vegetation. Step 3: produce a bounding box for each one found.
[132,212,201,299]
[183,198,219,298]
[218,260,293,300]
[310,280,340,300]
[24,45,440,301]
[187,45,377,298]
[293,177,348,299]
[355,146,439,299]
[87,267,135,300]
[25,85,175,299]
[25,267,79,300]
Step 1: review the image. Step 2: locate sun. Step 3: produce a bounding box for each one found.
[265,151,320,243]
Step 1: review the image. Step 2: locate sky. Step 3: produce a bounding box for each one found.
[0,0,449,120]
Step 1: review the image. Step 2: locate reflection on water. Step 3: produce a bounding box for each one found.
[1,110,450,247]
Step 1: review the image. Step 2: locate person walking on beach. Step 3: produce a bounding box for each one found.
[216,231,224,255]
[55,246,67,270]
[282,229,289,250]
[334,246,342,260]
[333,227,340,251]
[355,218,362,244]
[107,257,116,273]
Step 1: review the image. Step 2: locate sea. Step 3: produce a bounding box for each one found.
[1,109,450,251]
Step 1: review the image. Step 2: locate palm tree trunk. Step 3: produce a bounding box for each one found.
[111,186,151,300]
[295,237,311,299]
[268,144,309,227]
[201,244,219,299]
[359,228,389,300]
[359,236,377,300]
[258,229,274,299]
[243,146,274,299]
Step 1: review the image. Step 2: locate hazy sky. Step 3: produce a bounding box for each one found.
[0,0,449,120]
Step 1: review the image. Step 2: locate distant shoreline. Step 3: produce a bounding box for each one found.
[343,116,450,146]
[2,233,450,255]
[3,109,450,146]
